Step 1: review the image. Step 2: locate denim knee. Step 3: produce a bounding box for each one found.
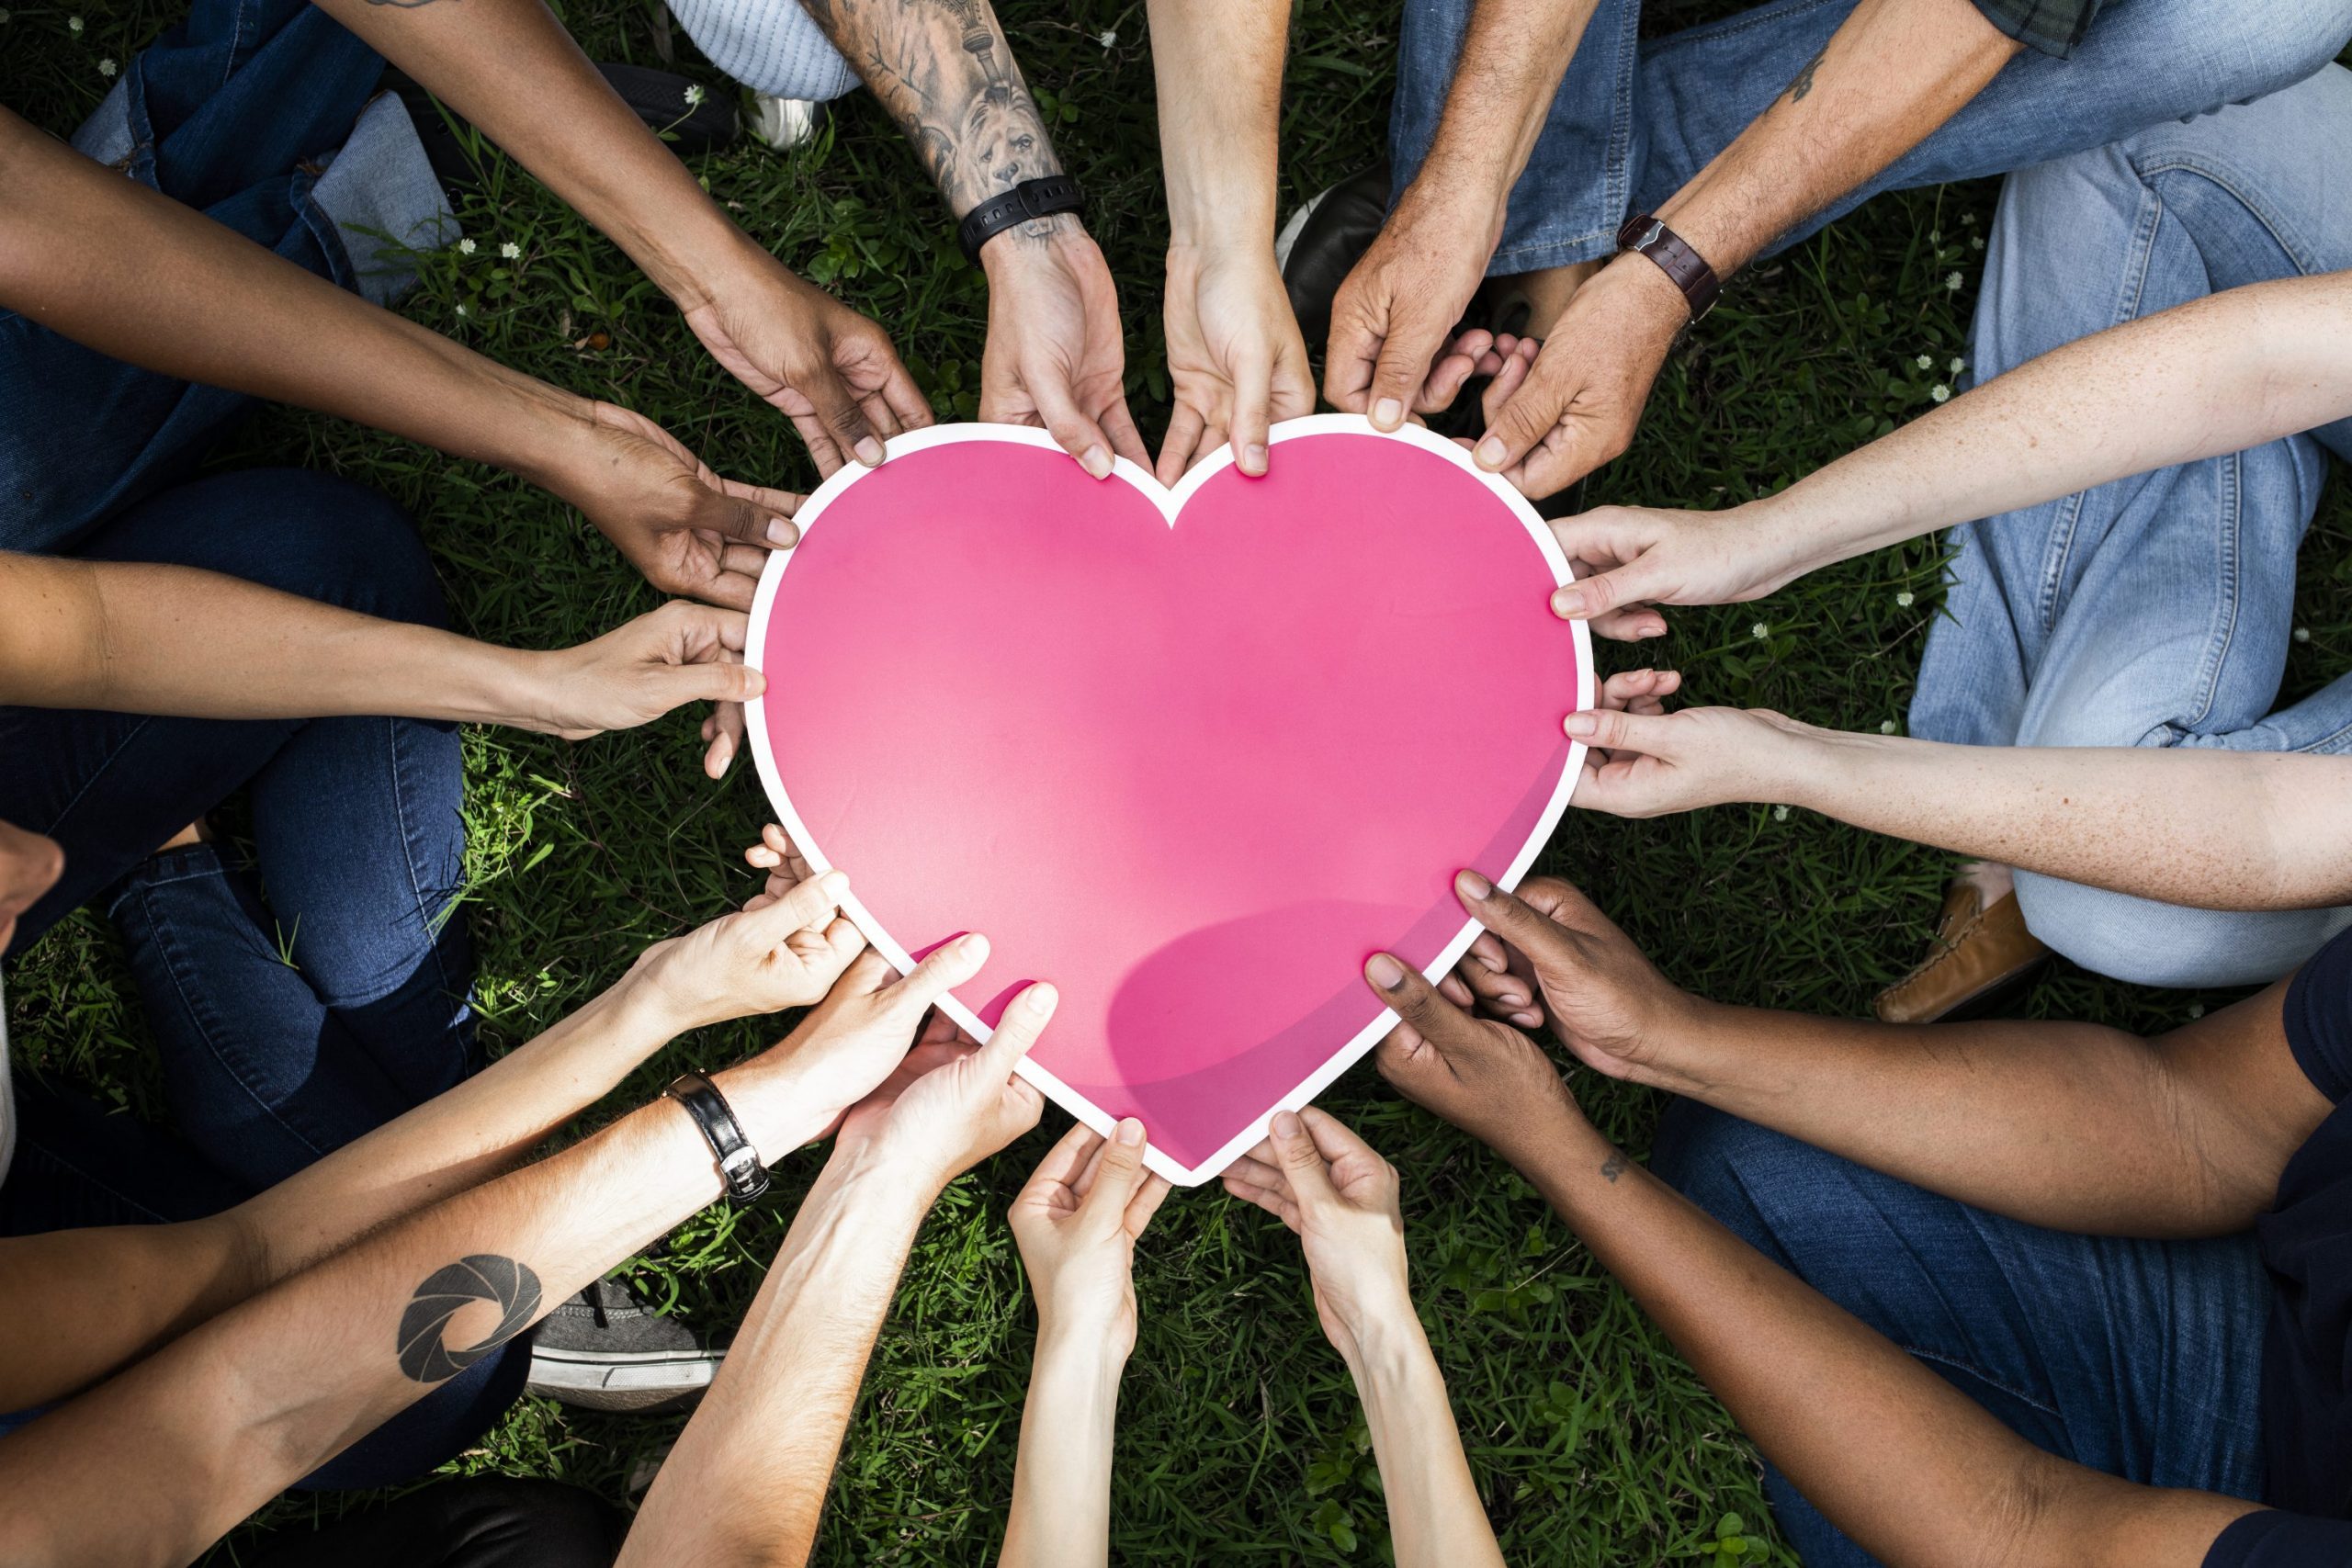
[81,468,447,632]
[2013,871,2352,988]
[2207,0,2352,102]
[1651,1100,1812,1256]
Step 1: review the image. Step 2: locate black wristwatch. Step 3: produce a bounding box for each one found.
[1616,210,1723,321]
[666,1071,770,1202]
[956,174,1086,263]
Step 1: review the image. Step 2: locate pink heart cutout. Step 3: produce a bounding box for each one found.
[746,418,1589,1184]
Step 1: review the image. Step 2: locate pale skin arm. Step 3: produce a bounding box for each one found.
[1561,705,2352,912]
[620,982,1056,1565]
[0,553,761,759]
[0,931,992,1568]
[1547,271,2352,626]
[1221,1111,1507,1568]
[1324,0,1603,426]
[1147,0,1311,482]
[0,107,801,614]
[1472,0,2022,497]
[1370,919,2268,1568]
[0,874,859,1414]
[302,0,931,474]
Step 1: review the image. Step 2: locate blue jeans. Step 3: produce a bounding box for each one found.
[1389,0,2352,276]
[0,0,447,555]
[1653,1102,2272,1568]
[1908,66,2352,989]
[0,468,516,1489]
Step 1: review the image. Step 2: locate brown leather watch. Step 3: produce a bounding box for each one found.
[1616,211,1722,321]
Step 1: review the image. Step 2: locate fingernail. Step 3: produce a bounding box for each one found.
[1115,1118,1145,1146]
[1552,587,1587,618]
[1498,991,1526,1008]
[854,436,886,467]
[1272,1110,1303,1139]
[1372,398,1403,430]
[1242,443,1269,475]
[766,518,797,547]
[1366,953,1407,989]
[1513,1011,1544,1026]
[1456,868,1494,899]
[1476,437,1508,469]
[1564,712,1598,737]
[1021,981,1058,1015]
[1081,445,1112,479]
[957,932,991,962]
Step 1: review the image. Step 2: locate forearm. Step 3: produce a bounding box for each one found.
[0,555,569,729]
[1413,0,1604,216]
[1148,0,1289,250]
[1519,1113,2253,1568]
[301,0,756,310]
[1751,273,2352,573]
[0,979,677,1410]
[0,107,592,486]
[1341,1303,1505,1568]
[1654,0,2015,275]
[618,1147,934,1567]
[0,1082,753,1568]
[999,1329,1126,1568]
[1774,728,2352,909]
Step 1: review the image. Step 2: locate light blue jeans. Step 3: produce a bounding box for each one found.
[1389,0,2352,276]
[1909,65,2352,990]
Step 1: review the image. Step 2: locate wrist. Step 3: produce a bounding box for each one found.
[977,210,1086,277]
[1337,1286,1430,1381]
[709,1052,841,1168]
[1595,250,1698,341]
[1035,1317,1132,1378]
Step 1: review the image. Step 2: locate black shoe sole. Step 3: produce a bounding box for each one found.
[385,63,740,198]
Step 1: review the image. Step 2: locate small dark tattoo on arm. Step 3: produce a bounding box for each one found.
[1788,47,1827,101]
[1600,1151,1628,1183]
[396,1254,543,1383]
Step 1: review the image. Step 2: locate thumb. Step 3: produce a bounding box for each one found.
[1031,377,1117,481]
[1472,365,1563,477]
[1548,558,1663,625]
[646,659,764,719]
[977,980,1057,1078]
[1228,349,1276,477]
[1561,705,1675,760]
[1269,1108,1340,1213]
[1080,1117,1149,1226]
[804,362,888,470]
[699,481,799,550]
[877,932,992,1022]
[1366,321,1435,433]
[1450,869,1583,976]
[732,866,850,946]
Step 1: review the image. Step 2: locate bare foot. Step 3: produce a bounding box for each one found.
[1957,860,2016,908]
[155,820,209,855]
[1492,258,1603,339]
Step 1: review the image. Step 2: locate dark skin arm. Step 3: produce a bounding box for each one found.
[1358,874,2278,1568]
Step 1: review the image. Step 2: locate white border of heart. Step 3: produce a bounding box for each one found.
[744,413,1590,1186]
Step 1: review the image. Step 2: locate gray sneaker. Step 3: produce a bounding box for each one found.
[526,1277,725,1414]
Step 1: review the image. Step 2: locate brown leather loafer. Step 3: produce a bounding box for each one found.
[1873,881,2053,1024]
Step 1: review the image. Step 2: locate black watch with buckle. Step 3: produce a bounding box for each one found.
[1616,210,1723,321]
[956,174,1086,263]
[667,1071,770,1202]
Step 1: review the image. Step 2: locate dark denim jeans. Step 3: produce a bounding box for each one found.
[1654,1103,2271,1566]
[1388,0,2352,276]
[0,468,515,1489]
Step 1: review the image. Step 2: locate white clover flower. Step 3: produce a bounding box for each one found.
[1915,354,1932,370]
[1880,719,1897,735]
[1930,384,1951,403]
[2294,626,2312,644]
[499,241,520,260]
[1098,27,1116,47]
[1944,271,1962,292]
[1895,590,1915,608]
[2188,1002,2206,1020]
[67,12,84,29]
[458,237,476,254]
[2,10,17,25]
[1771,804,1791,822]
[1929,230,1941,244]
[684,83,706,107]
[1750,621,1769,640]
[1949,356,1965,375]
[1971,235,1986,251]
[454,302,469,317]
[97,55,115,75]
[1962,211,1978,225]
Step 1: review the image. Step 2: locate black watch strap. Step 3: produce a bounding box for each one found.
[666,1071,770,1202]
[956,174,1085,263]
[1616,211,1722,321]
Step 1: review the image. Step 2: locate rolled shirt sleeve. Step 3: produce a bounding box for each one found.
[1968,0,2104,57]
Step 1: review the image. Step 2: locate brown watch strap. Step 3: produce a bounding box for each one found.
[1616,211,1721,321]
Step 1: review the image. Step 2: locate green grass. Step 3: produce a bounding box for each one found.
[6,5,2349,1564]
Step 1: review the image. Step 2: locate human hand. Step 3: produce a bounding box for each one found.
[1564,704,1817,818]
[1156,243,1314,484]
[979,222,1149,479]
[1010,1119,1170,1359]
[1469,254,1690,499]
[1323,178,1501,430]
[1546,502,1809,638]
[831,976,1053,1192]
[526,601,763,777]
[1219,1109,1413,1365]
[626,866,865,1037]
[550,400,804,615]
[680,242,934,479]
